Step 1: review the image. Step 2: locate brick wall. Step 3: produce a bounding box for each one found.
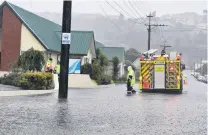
[1,5,21,71]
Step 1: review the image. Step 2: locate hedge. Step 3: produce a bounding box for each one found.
[0,73,21,87]
[19,72,54,90]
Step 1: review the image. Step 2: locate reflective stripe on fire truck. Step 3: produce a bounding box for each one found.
[140,61,154,89]
[165,60,181,89]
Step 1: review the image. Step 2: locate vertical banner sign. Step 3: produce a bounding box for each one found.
[69,59,81,74]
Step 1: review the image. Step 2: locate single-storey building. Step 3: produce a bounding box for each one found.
[0,1,96,71]
[95,45,125,78]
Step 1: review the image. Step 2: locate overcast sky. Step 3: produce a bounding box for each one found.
[1,0,207,17]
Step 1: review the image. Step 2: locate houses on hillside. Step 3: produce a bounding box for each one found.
[0,1,126,78]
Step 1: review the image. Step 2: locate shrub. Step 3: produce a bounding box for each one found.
[0,73,21,87]
[17,48,45,72]
[112,56,120,81]
[19,72,54,90]
[90,60,103,84]
[81,63,92,74]
[100,74,112,85]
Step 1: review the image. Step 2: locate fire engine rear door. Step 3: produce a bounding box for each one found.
[154,62,165,89]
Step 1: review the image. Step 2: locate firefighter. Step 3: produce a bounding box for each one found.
[54,61,60,74]
[54,61,60,82]
[126,66,136,93]
[44,58,53,73]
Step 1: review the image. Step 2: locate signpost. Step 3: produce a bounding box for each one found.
[58,0,72,98]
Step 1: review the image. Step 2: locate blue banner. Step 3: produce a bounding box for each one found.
[69,59,81,74]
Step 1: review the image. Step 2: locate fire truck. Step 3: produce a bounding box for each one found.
[139,48,185,93]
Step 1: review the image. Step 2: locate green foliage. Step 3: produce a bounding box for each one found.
[112,56,120,81]
[96,48,108,67]
[0,73,21,87]
[90,60,103,84]
[17,48,45,72]
[81,49,112,85]
[19,72,54,90]
[100,74,112,85]
[81,63,92,74]
[99,53,108,67]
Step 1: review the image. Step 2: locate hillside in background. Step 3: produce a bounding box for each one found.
[37,12,207,66]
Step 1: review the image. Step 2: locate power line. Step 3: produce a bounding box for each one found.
[122,1,141,19]
[105,0,141,24]
[99,2,124,32]
[128,0,147,23]
[112,0,136,19]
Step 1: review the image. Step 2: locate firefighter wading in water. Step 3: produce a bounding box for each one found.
[127,66,136,93]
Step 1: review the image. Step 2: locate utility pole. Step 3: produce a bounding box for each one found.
[200,58,203,75]
[145,12,168,50]
[59,0,72,99]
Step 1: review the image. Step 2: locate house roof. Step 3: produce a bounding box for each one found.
[99,47,125,62]
[95,41,105,48]
[1,1,94,55]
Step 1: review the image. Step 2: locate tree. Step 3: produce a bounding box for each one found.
[112,56,120,81]
[17,48,45,72]
[96,48,108,72]
[125,48,141,62]
[98,52,108,67]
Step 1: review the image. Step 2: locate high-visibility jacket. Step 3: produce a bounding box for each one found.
[127,66,135,87]
[44,59,53,71]
[54,64,60,74]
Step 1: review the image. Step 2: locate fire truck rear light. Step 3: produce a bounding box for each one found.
[169,66,174,71]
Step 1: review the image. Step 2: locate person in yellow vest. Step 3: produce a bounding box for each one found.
[54,61,60,74]
[54,61,60,82]
[44,58,53,73]
[126,66,136,93]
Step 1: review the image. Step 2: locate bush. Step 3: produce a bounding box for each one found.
[19,72,54,90]
[17,48,45,72]
[81,63,92,74]
[112,56,120,81]
[0,73,21,87]
[100,74,112,85]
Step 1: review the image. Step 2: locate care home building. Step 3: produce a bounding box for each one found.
[0,1,96,71]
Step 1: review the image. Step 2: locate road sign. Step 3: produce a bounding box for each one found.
[62,33,71,44]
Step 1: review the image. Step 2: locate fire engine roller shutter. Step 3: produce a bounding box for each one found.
[154,61,165,89]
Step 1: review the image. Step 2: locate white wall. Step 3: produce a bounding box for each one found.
[81,49,92,65]
[20,24,59,70]
[20,24,46,52]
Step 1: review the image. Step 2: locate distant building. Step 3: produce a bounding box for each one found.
[95,41,125,78]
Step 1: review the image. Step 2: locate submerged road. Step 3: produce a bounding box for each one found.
[0,71,207,135]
